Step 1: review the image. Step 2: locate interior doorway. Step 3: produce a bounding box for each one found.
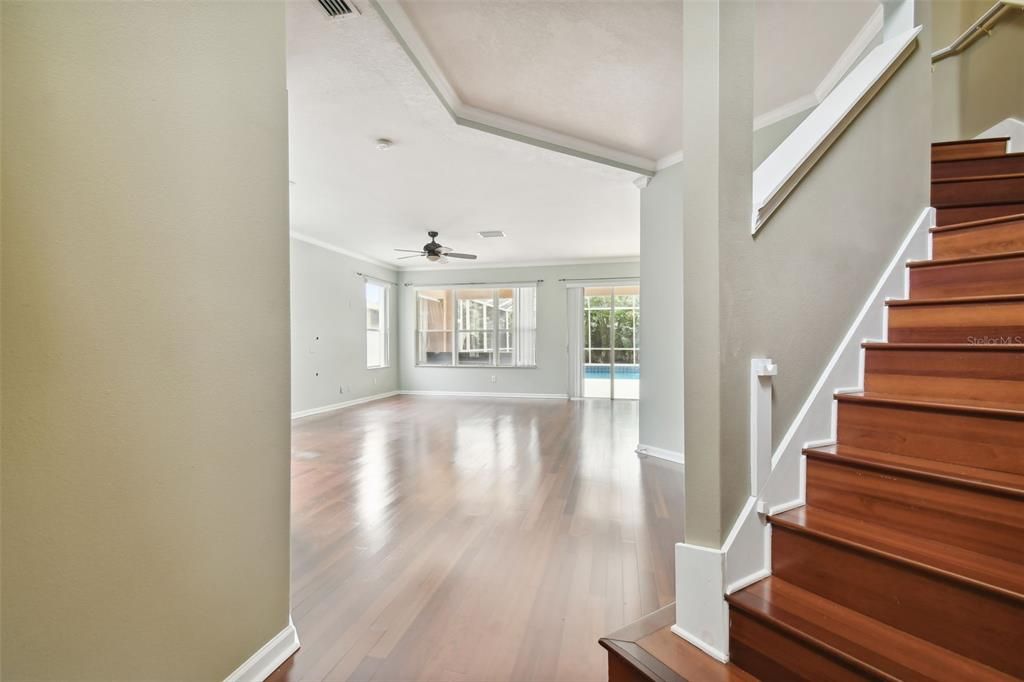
[582,284,640,400]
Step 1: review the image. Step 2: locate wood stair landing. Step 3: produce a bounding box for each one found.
[600,605,754,682]
[604,137,1024,681]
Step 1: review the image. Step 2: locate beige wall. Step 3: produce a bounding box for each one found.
[1,2,291,679]
[932,0,1024,141]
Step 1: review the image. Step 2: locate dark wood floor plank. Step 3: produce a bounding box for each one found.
[269,396,683,682]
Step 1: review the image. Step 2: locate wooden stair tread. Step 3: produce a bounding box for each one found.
[804,443,1024,498]
[770,507,1024,602]
[835,390,1024,418]
[933,151,1024,164]
[885,292,1024,306]
[930,212,1024,233]
[727,577,1016,682]
[906,248,1024,268]
[862,341,1024,352]
[932,172,1024,184]
[599,604,755,682]
[932,137,1010,146]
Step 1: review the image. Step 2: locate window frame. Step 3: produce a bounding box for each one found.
[365,281,390,370]
[415,285,537,368]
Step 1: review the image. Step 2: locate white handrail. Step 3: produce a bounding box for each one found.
[932,0,1024,63]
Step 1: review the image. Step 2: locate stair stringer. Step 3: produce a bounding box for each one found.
[672,207,934,663]
[725,206,935,598]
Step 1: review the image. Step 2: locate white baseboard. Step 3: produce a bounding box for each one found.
[224,616,299,682]
[291,390,399,419]
[400,390,568,400]
[635,444,684,466]
[977,117,1024,153]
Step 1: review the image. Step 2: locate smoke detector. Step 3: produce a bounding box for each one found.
[375,138,394,151]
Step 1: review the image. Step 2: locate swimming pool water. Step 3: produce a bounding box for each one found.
[585,364,640,380]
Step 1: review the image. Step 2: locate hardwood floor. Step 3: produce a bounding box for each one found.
[269,395,684,682]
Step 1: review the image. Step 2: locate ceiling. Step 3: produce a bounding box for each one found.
[287,0,640,269]
[386,0,883,169]
[288,0,883,269]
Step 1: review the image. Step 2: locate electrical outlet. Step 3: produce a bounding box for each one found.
[339,385,345,394]
[373,377,378,386]
[490,375,497,383]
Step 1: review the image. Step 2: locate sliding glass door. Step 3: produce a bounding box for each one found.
[582,284,639,400]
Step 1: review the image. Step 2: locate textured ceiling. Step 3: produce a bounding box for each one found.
[287,0,883,267]
[401,0,685,162]
[287,0,640,268]
[398,0,881,161]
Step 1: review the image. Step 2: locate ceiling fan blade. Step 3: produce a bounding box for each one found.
[397,254,423,260]
[445,252,477,260]
[395,248,426,254]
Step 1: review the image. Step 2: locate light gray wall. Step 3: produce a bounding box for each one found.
[2,2,291,678]
[398,262,640,396]
[753,109,812,169]
[639,162,684,455]
[291,238,400,414]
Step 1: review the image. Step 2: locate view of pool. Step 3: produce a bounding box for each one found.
[584,364,640,380]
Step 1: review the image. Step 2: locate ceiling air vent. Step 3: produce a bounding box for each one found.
[478,230,506,239]
[316,0,359,18]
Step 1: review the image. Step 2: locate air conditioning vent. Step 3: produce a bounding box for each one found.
[478,230,506,239]
[317,0,358,18]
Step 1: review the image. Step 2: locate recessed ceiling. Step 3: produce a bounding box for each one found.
[381,0,882,169]
[287,0,640,269]
[399,0,685,163]
[288,0,884,268]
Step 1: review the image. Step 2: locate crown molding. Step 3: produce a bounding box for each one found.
[291,232,639,272]
[290,232,396,270]
[371,0,657,177]
[397,255,640,272]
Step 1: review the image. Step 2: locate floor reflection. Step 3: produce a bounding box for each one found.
[278,395,684,682]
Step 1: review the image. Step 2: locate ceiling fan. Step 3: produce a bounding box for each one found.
[395,230,477,263]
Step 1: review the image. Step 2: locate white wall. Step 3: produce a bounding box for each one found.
[639,162,684,456]
[2,2,291,678]
[290,237,400,415]
[398,262,640,396]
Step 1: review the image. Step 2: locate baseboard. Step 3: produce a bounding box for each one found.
[291,391,399,419]
[635,444,684,466]
[977,117,1024,154]
[399,390,568,400]
[224,616,299,682]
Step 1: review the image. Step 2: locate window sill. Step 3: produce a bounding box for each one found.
[367,365,391,370]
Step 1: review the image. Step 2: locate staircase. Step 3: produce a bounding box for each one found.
[726,136,1024,680]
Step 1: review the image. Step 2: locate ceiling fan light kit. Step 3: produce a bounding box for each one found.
[394,230,478,264]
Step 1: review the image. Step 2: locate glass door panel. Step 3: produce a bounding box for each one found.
[582,285,639,399]
[611,286,640,400]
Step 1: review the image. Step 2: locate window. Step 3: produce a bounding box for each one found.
[366,281,389,368]
[416,286,537,367]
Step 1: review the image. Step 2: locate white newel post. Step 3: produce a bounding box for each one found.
[749,358,778,496]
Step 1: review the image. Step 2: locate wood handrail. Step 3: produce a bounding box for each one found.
[931,0,1024,63]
